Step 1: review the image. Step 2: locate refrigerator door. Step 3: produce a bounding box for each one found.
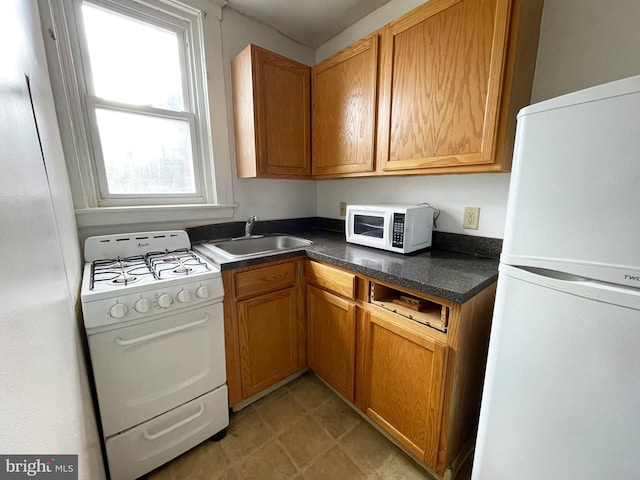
[473,264,640,480]
[501,75,640,288]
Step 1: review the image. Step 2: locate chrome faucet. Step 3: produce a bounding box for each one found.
[245,215,258,237]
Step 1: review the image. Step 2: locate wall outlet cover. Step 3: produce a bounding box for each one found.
[339,202,347,216]
[463,207,480,230]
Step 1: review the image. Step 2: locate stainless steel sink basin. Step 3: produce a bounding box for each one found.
[197,235,312,260]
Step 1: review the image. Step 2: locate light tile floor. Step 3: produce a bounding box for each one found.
[145,373,473,480]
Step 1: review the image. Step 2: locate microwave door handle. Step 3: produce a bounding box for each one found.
[385,211,393,248]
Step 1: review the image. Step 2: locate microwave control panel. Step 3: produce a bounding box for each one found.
[392,213,405,247]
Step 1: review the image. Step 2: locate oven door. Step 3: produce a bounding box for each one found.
[346,207,391,249]
[88,303,225,437]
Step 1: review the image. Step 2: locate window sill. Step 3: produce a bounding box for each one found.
[75,203,238,229]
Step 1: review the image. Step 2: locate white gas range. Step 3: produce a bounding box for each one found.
[80,231,228,480]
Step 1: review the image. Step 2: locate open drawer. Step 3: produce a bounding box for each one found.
[369,282,449,332]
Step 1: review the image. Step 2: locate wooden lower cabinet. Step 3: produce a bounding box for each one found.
[307,285,356,401]
[222,259,305,407]
[223,258,495,477]
[306,260,496,477]
[237,287,299,397]
[360,308,448,470]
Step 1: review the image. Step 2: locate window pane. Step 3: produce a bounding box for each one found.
[82,2,185,111]
[95,108,196,195]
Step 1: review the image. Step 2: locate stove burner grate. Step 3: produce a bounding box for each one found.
[89,249,210,289]
[146,249,210,279]
[90,255,153,289]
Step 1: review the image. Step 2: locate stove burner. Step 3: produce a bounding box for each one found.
[173,265,193,274]
[111,272,138,284]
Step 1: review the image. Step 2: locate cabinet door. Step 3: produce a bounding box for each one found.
[237,287,299,397]
[312,34,379,176]
[307,285,356,401]
[361,309,448,470]
[232,44,310,178]
[376,0,512,173]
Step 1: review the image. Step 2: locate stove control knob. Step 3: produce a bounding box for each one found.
[157,294,173,308]
[177,289,191,303]
[195,285,209,299]
[134,298,151,313]
[109,303,128,319]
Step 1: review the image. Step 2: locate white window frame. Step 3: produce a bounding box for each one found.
[86,100,203,202]
[40,0,236,228]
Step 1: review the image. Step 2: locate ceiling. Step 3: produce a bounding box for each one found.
[223,0,393,48]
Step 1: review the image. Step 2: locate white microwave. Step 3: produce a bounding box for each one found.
[345,204,435,254]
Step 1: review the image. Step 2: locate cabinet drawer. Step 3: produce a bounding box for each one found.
[235,262,296,299]
[306,260,356,299]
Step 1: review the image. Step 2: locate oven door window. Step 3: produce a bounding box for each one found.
[354,214,385,238]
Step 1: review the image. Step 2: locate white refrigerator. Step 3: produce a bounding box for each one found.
[472,75,640,479]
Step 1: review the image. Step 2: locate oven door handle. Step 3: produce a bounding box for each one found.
[114,314,210,346]
[142,404,206,441]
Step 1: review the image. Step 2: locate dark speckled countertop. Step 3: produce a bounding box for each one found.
[191,223,499,303]
[299,231,498,303]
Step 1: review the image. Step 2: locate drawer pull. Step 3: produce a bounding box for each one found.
[143,404,206,440]
[115,315,210,346]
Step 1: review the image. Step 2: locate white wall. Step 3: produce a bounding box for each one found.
[531,0,640,102]
[0,0,104,477]
[315,0,424,63]
[220,8,318,223]
[315,0,640,239]
[318,174,510,237]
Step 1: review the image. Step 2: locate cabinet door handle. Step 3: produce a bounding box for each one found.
[114,314,209,346]
[142,404,206,440]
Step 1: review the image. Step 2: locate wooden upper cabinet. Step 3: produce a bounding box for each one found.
[312,34,379,177]
[230,0,541,179]
[376,0,543,174]
[231,44,311,178]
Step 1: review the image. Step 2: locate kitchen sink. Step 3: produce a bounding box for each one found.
[197,235,312,260]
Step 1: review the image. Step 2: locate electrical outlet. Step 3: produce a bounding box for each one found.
[339,202,347,216]
[463,207,480,230]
